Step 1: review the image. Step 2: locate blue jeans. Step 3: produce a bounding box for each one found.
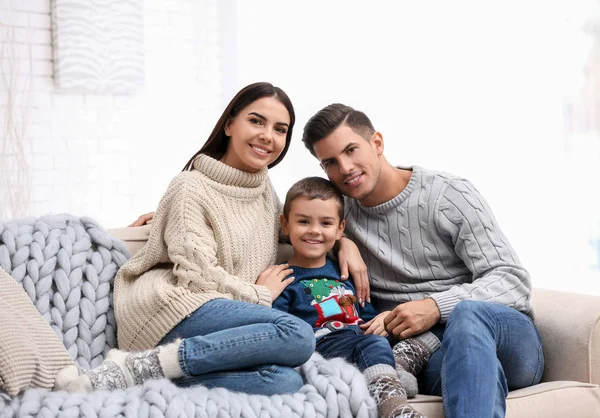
[316,327,395,371]
[419,300,544,418]
[161,299,315,395]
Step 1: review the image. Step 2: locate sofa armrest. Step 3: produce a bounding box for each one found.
[531,288,600,384]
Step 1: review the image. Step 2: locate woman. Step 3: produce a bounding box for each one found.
[56,82,367,396]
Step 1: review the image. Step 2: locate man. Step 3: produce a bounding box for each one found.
[301,103,543,418]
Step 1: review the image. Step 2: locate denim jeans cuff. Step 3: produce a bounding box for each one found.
[178,339,191,376]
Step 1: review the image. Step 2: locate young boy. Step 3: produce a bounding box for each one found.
[274,177,440,418]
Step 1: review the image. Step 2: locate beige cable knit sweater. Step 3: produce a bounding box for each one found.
[114,155,281,351]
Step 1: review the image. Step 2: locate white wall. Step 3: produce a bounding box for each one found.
[0,0,222,228]
[231,0,600,296]
[1,0,598,296]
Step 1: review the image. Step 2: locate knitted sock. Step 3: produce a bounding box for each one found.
[54,339,183,393]
[364,364,428,418]
[53,364,82,391]
[393,332,440,398]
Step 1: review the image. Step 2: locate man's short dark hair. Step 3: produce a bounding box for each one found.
[302,103,375,156]
[283,176,344,221]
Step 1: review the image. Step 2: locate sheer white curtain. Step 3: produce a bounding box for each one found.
[560,1,600,294]
[224,0,600,295]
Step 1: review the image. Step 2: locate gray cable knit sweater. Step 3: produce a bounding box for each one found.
[344,166,532,322]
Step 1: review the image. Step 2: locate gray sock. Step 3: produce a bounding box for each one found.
[397,369,419,398]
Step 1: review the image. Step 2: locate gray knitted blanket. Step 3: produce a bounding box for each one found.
[0,214,376,418]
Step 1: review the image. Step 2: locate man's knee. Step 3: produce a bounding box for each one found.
[447,300,489,324]
[445,300,496,342]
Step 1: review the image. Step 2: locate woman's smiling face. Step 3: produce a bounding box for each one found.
[220,96,291,172]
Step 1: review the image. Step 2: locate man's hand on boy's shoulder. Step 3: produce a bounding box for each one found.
[336,237,370,306]
[384,298,441,339]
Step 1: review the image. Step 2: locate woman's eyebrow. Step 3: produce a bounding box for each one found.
[248,112,289,127]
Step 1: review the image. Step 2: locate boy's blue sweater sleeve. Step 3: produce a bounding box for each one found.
[272,287,292,313]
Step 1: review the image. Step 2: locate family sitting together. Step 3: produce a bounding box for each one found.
[1,82,544,418]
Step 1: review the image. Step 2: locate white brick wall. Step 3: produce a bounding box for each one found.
[0,0,223,228]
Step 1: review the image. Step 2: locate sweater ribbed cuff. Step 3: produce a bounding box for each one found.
[363,364,397,383]
[255,285,273,307]
[430,291,460,323]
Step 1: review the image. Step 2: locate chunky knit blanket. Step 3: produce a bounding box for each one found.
[0,214,377,418]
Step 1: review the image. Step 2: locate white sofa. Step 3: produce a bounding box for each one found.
[109,225,600,418]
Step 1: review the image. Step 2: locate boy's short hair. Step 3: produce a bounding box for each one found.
[283,177,344,221]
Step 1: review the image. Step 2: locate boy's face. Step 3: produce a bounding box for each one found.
[280,196,345,268]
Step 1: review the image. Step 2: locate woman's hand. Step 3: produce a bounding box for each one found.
[337,237,370,306]
[360,311,391,336]
[256,264,295,301]
[128,212,155,227]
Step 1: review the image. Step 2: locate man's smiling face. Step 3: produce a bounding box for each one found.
[313,124,383,204]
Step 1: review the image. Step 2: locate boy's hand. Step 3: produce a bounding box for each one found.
[256,264,295,301]
[129,212,155,227]
[360,311,391,336]
[337,237,370,306]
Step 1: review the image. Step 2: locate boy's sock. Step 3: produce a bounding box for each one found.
[364,364,428,418]
[393,331,440,397]
[54,339,183,393]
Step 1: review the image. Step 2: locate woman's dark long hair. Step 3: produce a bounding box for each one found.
[182,82,295,171]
